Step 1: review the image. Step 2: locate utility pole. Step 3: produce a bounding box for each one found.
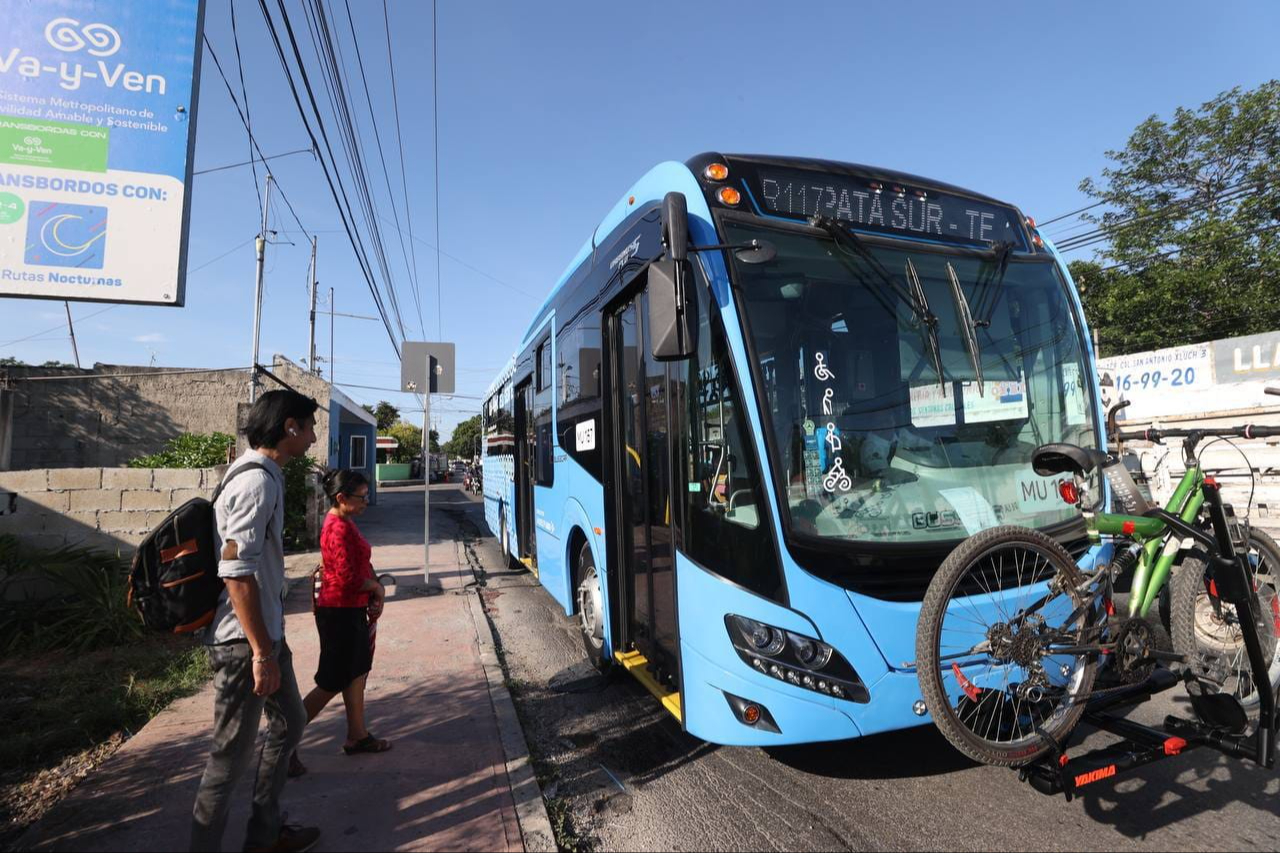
[307,237,318,375]
[329,286,335,385]
[249,174,274,402]
[63,302,80,369]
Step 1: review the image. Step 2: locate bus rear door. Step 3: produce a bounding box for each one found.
[514,378,538,572]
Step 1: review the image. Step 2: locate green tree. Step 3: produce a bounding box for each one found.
[444,414,482,459]
[361,400,400,432]
[429,428,440,454]
[386,421,422,463]
[1073,81,1280,356]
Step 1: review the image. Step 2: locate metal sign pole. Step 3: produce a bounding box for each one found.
[422,358,431,586]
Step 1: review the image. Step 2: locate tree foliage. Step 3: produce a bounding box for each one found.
[361,400,400,432]
[444,415,482,460]
[386,422,421,463]
[1073,81,1280,355]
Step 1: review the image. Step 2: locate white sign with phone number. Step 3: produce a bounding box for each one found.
[1097,343,1214,420]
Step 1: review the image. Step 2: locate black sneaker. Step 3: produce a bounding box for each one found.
[244,824,321,853]
[287,751,308,778]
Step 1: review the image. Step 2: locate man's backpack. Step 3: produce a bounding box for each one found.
[128,463,269,634]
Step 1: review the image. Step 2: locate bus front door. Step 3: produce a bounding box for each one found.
[514,378,537,571]
[610,291,679,692]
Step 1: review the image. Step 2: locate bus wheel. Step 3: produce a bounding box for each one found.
[576,541,611,673]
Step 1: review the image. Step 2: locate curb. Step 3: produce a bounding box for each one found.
[463,569,557,852]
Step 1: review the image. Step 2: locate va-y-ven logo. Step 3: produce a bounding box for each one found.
[0,17,166,94]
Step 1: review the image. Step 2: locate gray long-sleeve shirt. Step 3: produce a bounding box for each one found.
[204,449,288,645]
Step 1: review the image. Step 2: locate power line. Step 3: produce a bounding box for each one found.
[1037,200,1107,228]
[193,147,313,176]
[432,0,442,339]
[1055,180,1263,254]
[303,0,407,339]
[384,0,422,333]
[229,0,263,225]
[374,213,542,300]
[340,0,421,337]
[1095,219,1280,273]
[298,0,410,344]
[202,33,313,241]
[255,0,400,356]
[0,305,119,349]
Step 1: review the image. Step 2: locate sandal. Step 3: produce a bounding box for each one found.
[343,733,392,755]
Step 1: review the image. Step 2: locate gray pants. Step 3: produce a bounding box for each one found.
[189,639,306,852]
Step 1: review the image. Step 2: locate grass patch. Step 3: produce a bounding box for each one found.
[0,637,210,779]
[0,535,214,845]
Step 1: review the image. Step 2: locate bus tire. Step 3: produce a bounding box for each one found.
[1170,530,1280,715]
[575,540,611,673]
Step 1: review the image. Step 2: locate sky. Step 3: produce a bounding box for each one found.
[2,0,1278,441]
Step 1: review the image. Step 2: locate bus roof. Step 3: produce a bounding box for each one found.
[490,152,1028,397]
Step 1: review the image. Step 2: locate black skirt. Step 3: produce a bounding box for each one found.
[313,606,373,692]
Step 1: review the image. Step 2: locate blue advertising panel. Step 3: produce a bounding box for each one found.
[0,1,205,306]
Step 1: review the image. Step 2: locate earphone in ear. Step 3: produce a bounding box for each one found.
[289,429,298,436]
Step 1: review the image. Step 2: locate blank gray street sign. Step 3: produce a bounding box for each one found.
[401,342,456,394]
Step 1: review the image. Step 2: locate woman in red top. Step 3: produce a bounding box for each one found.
[291,469,389,777]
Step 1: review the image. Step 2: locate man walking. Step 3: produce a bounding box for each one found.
[190,390,322,853]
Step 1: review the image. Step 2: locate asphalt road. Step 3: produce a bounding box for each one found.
[435,484,1279,852]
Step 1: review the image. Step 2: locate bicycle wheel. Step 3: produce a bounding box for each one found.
[1170,528,1280,714]
[916,526,1099,767]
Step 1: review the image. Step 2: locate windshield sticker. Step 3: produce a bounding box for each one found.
[575,418,596,452]
[823,457,853,493]
[963,375,1029,424]
[803,419,816,436]
[814,351,835,381]
[910,382,956,427]
[824,423,842,451]
[1062,364,1088,426]
[938,488,1000,535]
[822,387,835,416]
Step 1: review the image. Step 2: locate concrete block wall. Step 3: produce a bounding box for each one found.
[0,355,333,471]
[0,466,226,554]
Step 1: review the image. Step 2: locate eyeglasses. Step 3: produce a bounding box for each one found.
[343,492,370,502]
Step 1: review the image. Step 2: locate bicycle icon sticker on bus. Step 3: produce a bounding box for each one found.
[24,201,108,269]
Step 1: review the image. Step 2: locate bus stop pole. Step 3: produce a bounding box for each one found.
[422,371,431,586]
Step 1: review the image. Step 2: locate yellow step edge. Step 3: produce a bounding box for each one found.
[614,650,682,722]
[520,556,538,577]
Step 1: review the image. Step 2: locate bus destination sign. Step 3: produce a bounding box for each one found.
[751,167,1028,249]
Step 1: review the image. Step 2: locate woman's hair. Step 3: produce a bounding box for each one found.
[241,389,320,449]
[321,468,370,506]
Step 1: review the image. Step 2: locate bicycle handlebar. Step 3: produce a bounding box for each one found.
[1114,425,1280,442]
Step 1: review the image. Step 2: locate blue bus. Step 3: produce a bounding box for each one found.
[481,154,1102,745]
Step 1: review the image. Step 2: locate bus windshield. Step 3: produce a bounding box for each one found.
[723,219,1097,546]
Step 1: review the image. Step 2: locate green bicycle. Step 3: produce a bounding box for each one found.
[914,425,1280,772]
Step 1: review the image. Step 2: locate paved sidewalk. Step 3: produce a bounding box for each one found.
[18,486,551,853]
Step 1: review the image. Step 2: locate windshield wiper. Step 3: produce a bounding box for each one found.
[808,216,921,318]
[809,216,948,389]
[970,240,1015,325]
[905,258,945,388]
[946,261,985,396]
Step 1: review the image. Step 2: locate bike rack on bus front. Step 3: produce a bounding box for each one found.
[1019,481,1278,801]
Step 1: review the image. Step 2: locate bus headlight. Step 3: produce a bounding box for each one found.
[725,615,869,703]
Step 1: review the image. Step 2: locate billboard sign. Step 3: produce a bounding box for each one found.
[0,1,205,306]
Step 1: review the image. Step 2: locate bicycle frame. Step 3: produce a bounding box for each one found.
[1090,463,1204,619]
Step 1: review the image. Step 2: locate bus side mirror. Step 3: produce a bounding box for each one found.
[663,191,688,262]
[648,258,696,361]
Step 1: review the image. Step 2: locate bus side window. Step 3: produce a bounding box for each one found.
[682,287,782,603]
